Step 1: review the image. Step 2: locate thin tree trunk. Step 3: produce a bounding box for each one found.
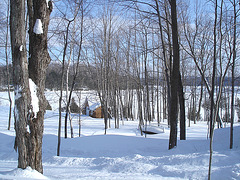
[6,0,12,131]
[65,27,83,138]
[230,0,237,150]
[57,6,75,155]
[155,0,171,124]
[157,51,160,126]
[78,91,81,137]
[208,0,219,179]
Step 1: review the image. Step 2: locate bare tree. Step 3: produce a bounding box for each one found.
[230,0,239,149]
[4,0,12,131]
[10,0,52,173]
[208,0,222,179]
[168,0,180,149]
[64,0,84,138]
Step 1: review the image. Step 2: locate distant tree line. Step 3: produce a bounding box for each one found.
[1,64,240,91]
[0,63,138,90]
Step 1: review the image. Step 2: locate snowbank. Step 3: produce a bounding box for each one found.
[0,91,239,179]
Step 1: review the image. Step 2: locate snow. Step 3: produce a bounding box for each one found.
[29,79,39,118]
[0,167,49,179]
[89,102,101,110]
[33,19,43,35]
[19,45,23,52]
[14,85,22,100]
[46,0,49,8]
[0,91,240,179]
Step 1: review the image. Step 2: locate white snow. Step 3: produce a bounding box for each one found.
[89,102,101,110]
[33,19,43,35]
[27,124,30,133]
[19,45,23,52]
[46,0,49,8]
[29,79,39,118]
[0,90,239,180]
[0,166,48,179]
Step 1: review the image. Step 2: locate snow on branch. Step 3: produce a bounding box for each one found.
[29,79,39,118]
[33,19,43,35]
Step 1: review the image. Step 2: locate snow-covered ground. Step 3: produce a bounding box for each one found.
[0,91,240,179]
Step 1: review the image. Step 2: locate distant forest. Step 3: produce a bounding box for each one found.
[1,63,240,91]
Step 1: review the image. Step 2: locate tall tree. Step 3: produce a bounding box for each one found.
[230,0,238,150]
[10,0,31,171]
[10,0,52,173]
[169,0,180,149]
[64,1,84,138]
[5,0,12,131]
[208,0,219,179]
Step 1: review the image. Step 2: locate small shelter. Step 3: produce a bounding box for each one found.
[81,98,104,118]
[89,103,103,118]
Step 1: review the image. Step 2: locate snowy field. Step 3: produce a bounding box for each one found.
[0,91,240,179]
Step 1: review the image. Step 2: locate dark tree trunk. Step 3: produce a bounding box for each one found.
[64,5,83,138]
[169,0,180,150]
[10,0,52,174]
[230,0,237,150]
[179,73,186,140]
[208,0,219,179]
[10,0,31,170]
[27,0,52,173]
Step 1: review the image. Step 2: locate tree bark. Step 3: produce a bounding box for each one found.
[230,0,237,150]
[10,0,52,173]
[10,0,31,170]
[27,0,52,173]
[169,0,179,150]
[208,0,219,179]
[179,73,186,140]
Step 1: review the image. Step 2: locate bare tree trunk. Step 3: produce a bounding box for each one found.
[151,37,155,122]
[11,0,31,170]
[155,0,171,124]
[6,0,12,131]
[208,1,220,179]
[64,8,84,138]
[179,73,186,140]
[230,0,237,150]
[197,79,204,121]
[11,0,52,173]
[58,20,72,155]
[64,3,81,139]
[144,36,151,123]
[169,0,179,150]
[79,92,82,137]
[27,0,52,173]
[157,49,160,126]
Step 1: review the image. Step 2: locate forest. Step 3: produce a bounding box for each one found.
[0,0,239,179]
